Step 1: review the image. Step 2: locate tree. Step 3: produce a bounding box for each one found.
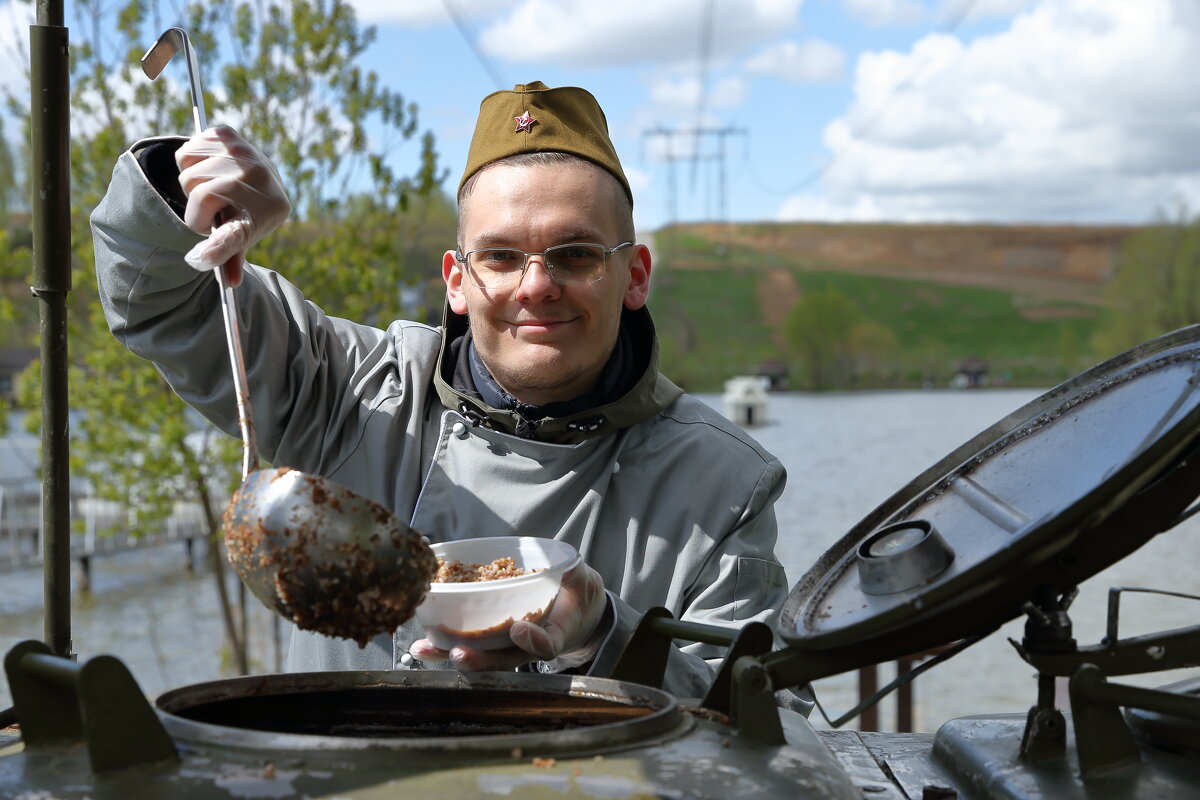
[1094,202,1200,357]
[847,320,900,386]
[0,118,19,220]
[3,0,451,674]
[784,286,861,390]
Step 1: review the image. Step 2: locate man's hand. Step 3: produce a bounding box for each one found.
[409,561,607,671]
[175,125,291,286]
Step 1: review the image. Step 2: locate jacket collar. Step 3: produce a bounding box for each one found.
[433,303,683,444]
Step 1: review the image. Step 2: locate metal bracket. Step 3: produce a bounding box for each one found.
[606,610,786,742]
[3,640,178,773]
[1019,671,1067,761]
[1019,704,1067,761]
[1105,586,1200,646]
[731,655,784,744]
[1068,664,1141,778]
[1068,662,1200,780]
[700,621,775,713]
[608,607,677,688]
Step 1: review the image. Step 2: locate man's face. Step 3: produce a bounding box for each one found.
[443,161,651,407]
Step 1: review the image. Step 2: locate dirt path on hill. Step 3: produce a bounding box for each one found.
[757,268,800,347]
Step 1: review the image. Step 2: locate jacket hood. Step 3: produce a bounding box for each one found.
[433,303,683,444]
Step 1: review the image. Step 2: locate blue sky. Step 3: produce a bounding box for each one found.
[343,0,1200,232]
[6,0,1200,233]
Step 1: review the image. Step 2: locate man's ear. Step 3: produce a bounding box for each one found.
[443,250,469,315]
[623,244,653,310]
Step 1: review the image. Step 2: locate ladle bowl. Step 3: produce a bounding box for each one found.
[224,468,437,647]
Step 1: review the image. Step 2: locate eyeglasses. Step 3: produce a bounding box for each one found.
[455,242,633,290]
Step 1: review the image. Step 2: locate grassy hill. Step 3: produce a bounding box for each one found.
[647,221,1137,392]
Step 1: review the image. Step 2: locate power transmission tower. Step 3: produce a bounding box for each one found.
[642,126,747,225]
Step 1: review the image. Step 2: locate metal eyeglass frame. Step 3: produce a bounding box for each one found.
[455,241,634,289]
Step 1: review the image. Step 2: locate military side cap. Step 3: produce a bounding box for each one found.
[459,81,632,204]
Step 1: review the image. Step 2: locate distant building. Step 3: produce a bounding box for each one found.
[0,347,36,404]
[756,360,790,391]
[724,376,770,427]
[952,358,989,389]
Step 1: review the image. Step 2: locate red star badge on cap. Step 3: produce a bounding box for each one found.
[514,111,537,133]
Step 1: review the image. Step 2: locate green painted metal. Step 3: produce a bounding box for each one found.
[931,714,1200,799]
[607,606,680,688]
[31,2,72,661]
[730,656,784,745]
[0,662,865,799]
[700,621,775,713]
[4,641,178,773]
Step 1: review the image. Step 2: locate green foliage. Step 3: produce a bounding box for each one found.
[651,225,1110,391]
[0,118,18,218]
[1094,204,1200,358]
[846,320,900,386]
[649,257,1103,391]
[792,272,1099,370]
[1,0,449,671]
[650,267,777,391]
[784,285,861,390]
[2,0,448,525]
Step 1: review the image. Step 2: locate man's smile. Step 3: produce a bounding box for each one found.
[508,316,577,334]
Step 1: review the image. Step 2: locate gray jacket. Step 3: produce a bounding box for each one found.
[91,138,789,698]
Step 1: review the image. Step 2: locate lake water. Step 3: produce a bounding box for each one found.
[2,389,1197,732]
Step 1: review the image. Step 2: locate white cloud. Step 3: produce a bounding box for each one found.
[625,165,651,197]
[480,0,804,68]
[840,0,926,28]
[945,0,1034,22]
[777,192,891,222]
[745,39,846,83]
[348,0,518,26]
[782,0,1200,223]
[649,75,746,114]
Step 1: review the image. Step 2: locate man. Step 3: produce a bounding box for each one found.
[92,81,788,698]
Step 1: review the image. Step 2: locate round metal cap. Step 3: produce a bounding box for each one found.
[856,519,955,595]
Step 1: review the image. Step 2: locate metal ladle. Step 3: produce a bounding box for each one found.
[141,29,435,646]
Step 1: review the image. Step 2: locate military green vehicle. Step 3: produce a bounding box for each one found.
[5,6,1198,796]
[5,319,1200,799]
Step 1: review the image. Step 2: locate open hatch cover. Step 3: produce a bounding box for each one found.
[776,324,1200,670]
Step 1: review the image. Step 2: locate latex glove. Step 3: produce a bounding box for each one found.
[175,125,291,286]
[409,561,608,672]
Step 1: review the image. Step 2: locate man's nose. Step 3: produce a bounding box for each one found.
[515,254,561,300]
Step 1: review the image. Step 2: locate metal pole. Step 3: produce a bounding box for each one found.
[896,656,915,732]
[31,0,72,658]
[857,665,879,731]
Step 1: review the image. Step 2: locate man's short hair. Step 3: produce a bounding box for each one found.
[456,151,635,250]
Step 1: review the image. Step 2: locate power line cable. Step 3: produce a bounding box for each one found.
[690,0,717,192]
[745,0,982,197]
[441,0,508,91]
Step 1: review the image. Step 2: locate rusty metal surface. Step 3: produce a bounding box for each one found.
[0,678,864,799]
[155,670,686,761]
[5,660,1200,797]
[224,469,436,646]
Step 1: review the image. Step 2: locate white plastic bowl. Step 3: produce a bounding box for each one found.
[415,536,581,651]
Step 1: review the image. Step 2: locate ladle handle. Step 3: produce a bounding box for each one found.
[215,265,259,480]
[175,30,259,479]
